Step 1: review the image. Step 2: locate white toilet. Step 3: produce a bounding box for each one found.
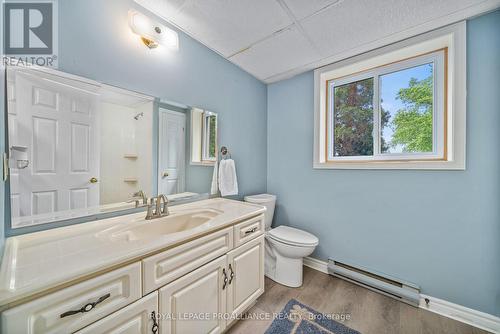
[244,194,319,288]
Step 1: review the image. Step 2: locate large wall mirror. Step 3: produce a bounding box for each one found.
[6,66,218,229]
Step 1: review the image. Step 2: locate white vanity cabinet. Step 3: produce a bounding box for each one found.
[0,212,266,334]
[159,255,228,334]
[226,236,265,325]
[158,235,265,334]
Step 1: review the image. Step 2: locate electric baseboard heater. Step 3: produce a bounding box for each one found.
[328,259,420,306]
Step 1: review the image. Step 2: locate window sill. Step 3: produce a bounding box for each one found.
[190,161,216,167]
[313,159,465,170]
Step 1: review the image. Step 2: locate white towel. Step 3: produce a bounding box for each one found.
[218,159,238,197]
[210,161,218,195]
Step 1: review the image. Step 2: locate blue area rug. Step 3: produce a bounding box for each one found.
[265,299,360,334]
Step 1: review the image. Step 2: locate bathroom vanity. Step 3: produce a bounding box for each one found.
[0,198,266,334]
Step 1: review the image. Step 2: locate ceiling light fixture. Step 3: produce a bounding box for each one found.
[128,10,179,50]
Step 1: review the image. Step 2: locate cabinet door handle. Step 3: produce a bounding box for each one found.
[222,268,228,290]
[228,264,235,285]
[244,227,258,235]
[60,293,111,318]
[151,311,159,334]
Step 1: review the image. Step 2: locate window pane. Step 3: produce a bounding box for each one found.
[380,63,434,154]
[208,115,216,158]
[333,78,374,156]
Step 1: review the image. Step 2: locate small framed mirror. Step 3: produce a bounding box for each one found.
[190,108,218,165]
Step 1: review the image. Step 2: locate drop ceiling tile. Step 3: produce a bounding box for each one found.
[134,0,187,19]
[229,25,321,81]
[283,0,341,20]
[164,0,293,57]
[301,0,484,58]
[135,0,497,83]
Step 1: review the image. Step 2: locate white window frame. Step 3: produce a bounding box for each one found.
[201,111,217,162]
[327,50,446,162]
[314,22,466,170]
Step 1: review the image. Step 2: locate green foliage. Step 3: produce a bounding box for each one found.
[208,116,217,158]
[333,78,374,156]
[391,75,433,152]
[380,107,391,153]
[332,69,434,156]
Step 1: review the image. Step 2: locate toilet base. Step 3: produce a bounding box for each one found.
[265,241,305,288]
[268,256,303,288]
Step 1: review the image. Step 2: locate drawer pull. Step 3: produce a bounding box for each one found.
[151,311,159,334]
[60,293,111,318]
[244,227,258,235]
[222,268,228,290]
[228,264,235,285]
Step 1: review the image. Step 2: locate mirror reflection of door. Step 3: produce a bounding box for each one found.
[158,109,186,196]
[10,71,100,218]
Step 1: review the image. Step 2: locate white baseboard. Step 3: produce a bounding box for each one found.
[303,256,328,274]
[303,257,500,333]
[419,295,500,333]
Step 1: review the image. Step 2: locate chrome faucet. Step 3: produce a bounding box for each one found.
[133,190,148,205]
[127,190,148,208]
[146,194,170,220]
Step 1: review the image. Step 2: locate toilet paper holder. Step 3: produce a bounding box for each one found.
[10,145,30,169]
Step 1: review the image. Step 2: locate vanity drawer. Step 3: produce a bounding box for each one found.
[1,262,142,334]
[75,291,158,334]
[142,226,233,294]
[233,214,265,247]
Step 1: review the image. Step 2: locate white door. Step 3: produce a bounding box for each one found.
[226,236,265,325]
[158,109,185,196]
[13,70,99,218]
[159,256,227,334]
[7,72,21,218]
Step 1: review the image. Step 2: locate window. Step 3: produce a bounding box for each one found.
[202,112,217,161]
[314,23,466,169]
[190,108,218,165]
[327,50,445,162]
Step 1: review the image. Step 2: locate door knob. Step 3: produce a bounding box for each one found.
[90,177,98,183]
[162,172,169,178]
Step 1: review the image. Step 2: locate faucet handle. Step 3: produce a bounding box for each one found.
[126,198,141,208]
[145,197,156,220]
[158,195,169,215]
[133,190,147,204]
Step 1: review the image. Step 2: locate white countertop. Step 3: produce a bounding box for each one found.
[0,198,265,307]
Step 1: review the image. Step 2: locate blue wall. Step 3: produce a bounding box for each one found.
[1,0,498,317]
[2,0,267,236]
[267,11,500,316]
[56,0,267,200]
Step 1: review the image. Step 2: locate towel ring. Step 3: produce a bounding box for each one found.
[220,146,231,160]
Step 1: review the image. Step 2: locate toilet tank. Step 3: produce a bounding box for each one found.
[244,194,276,230]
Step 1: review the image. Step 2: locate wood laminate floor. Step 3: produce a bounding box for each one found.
[228,266,491,334]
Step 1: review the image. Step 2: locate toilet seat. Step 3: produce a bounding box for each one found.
[267,226,319,247]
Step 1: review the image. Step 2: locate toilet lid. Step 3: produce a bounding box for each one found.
[267,226,319,247]
[244,194,276,204]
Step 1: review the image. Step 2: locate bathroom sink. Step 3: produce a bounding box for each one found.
[99,209,222,242]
